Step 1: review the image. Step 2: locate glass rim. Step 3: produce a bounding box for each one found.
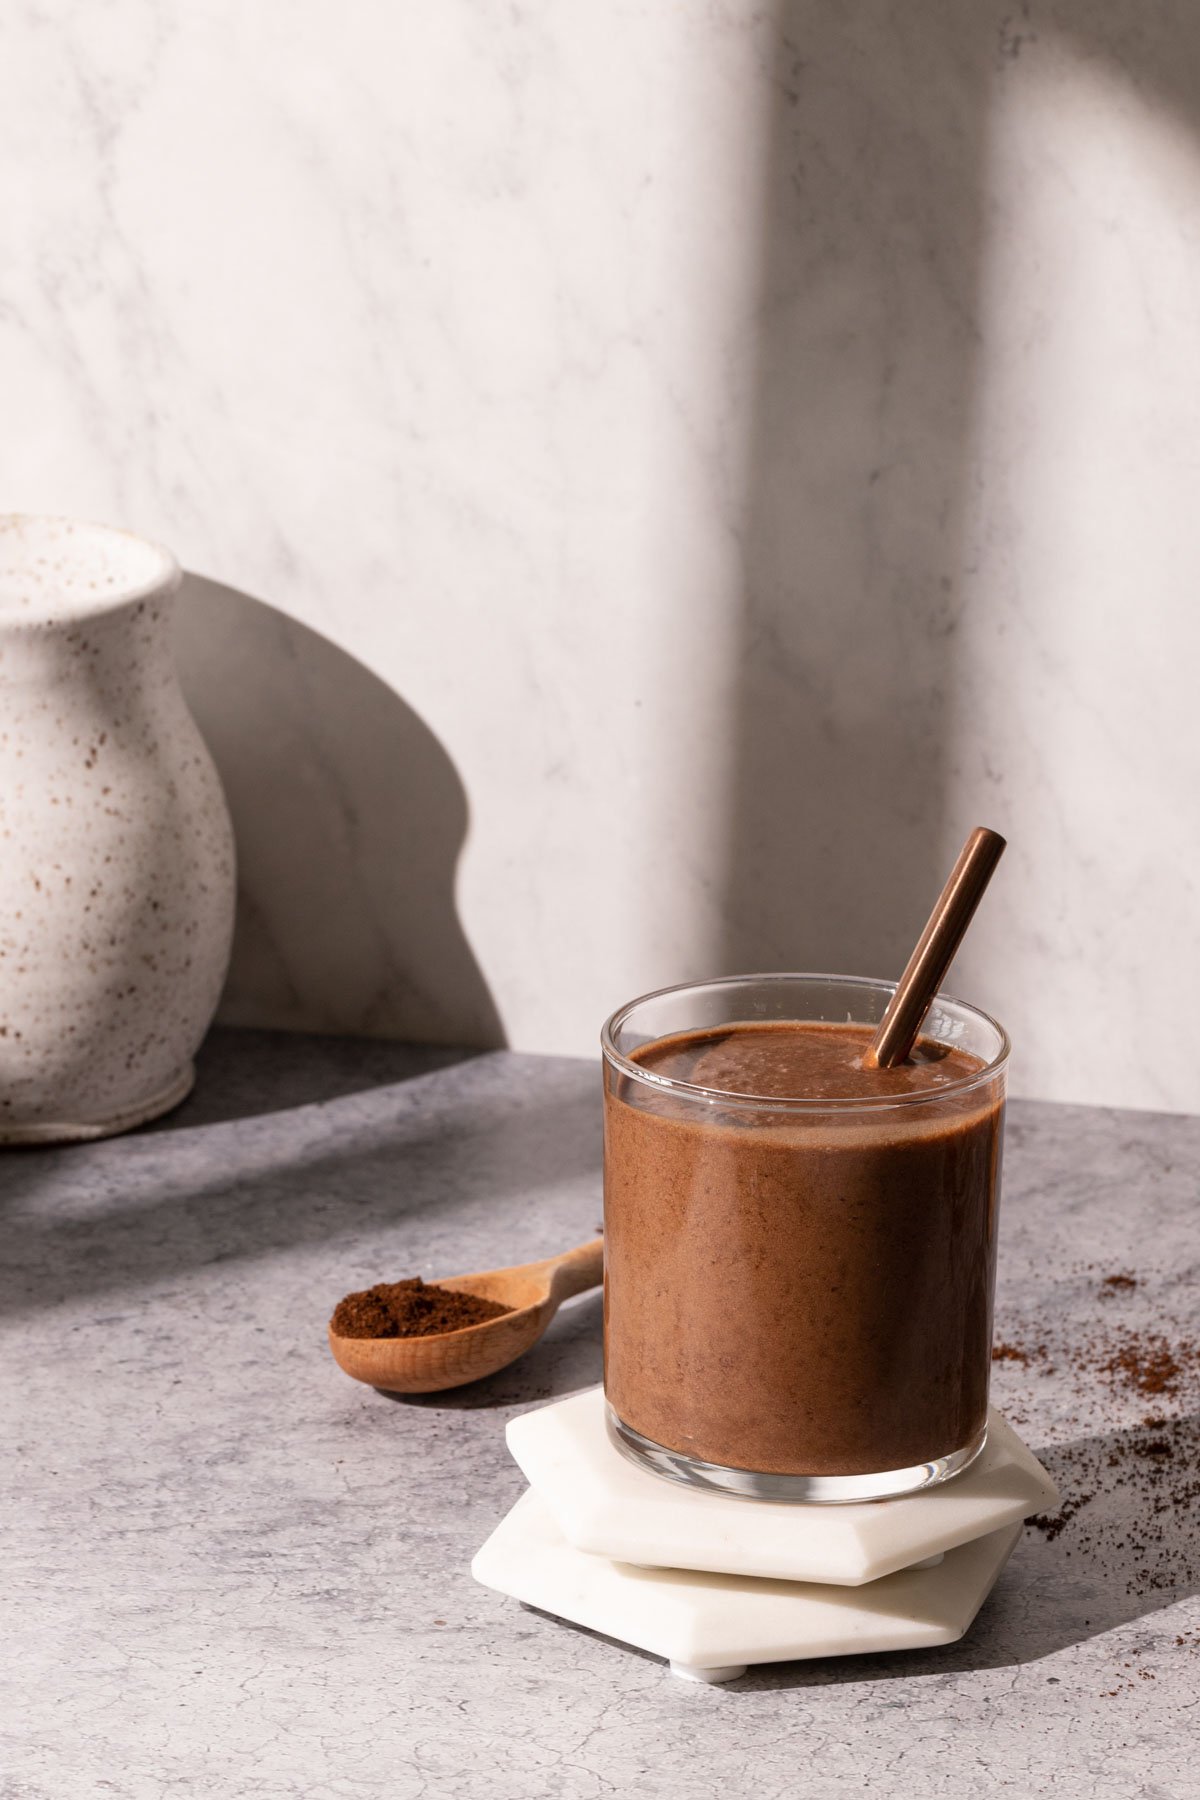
[600,971,1010,1114]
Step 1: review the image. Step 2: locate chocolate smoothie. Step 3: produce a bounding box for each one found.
[603,1020,1004,1477]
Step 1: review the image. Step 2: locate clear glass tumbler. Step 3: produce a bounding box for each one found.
[601,973,1009,1502]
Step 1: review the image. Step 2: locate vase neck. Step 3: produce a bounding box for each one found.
[0,594,177,690]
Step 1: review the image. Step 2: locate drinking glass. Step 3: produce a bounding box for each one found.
[601,973,1009,1501]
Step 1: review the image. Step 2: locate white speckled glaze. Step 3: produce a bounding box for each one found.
[0,515,235,1141]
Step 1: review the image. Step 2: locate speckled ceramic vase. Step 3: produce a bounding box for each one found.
[0,515,236,1142]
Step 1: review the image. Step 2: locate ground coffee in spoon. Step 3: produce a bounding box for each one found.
[331,1278,513,1339]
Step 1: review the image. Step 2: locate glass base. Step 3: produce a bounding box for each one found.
[606,1405,988,1504]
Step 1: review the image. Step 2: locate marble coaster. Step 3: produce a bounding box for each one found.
[506,1388,1057,1585]
[472,1489,1022,1683]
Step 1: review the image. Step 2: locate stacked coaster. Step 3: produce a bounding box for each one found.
[472,1388,1058,1683]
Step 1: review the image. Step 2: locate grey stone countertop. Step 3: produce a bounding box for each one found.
[4,1029,1199,1799]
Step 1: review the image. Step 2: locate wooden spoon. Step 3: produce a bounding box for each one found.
[327,1236,604,1394]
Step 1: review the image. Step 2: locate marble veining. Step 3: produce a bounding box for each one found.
[3,1029,1198,1797]
[3,5,1199,1109]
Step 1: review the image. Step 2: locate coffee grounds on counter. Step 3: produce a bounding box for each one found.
[331,1279,513,1339]
[990,1267,1200,1611]
[1101,1335,1183,1396]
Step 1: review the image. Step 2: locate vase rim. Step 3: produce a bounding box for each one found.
[0,514,181,629]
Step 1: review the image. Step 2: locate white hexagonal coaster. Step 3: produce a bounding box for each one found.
[472,1489,1022,1683]
[506,1387,1057,1585]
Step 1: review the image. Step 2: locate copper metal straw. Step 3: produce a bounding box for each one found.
[863,826,1007,1069]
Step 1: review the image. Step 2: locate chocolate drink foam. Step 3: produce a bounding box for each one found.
[603,1020,1005,1477]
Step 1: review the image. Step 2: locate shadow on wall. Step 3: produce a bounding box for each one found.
[725,0,1200,984]
[721,2,992,981]
[174,574,504,1049]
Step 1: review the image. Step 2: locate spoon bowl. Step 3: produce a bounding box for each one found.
[327,1236,604,1394]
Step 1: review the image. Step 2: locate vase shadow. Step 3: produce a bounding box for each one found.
[0,1051,602,1313]
[143,1026,482,1131]
[174,573,504,1051]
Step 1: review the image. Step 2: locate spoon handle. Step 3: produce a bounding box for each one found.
[544,1236,604,1304]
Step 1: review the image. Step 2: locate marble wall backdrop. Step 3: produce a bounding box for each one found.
[3,2,1198,1112]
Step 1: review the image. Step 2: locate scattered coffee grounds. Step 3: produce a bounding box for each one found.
[1102,1334,1183,1397]
[991,1265,1200,1623]
[1029,1495,1093,1542]
[992,1291,1197,1406]
[331,1278,513,1339]
[989,1257,1200,1699]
